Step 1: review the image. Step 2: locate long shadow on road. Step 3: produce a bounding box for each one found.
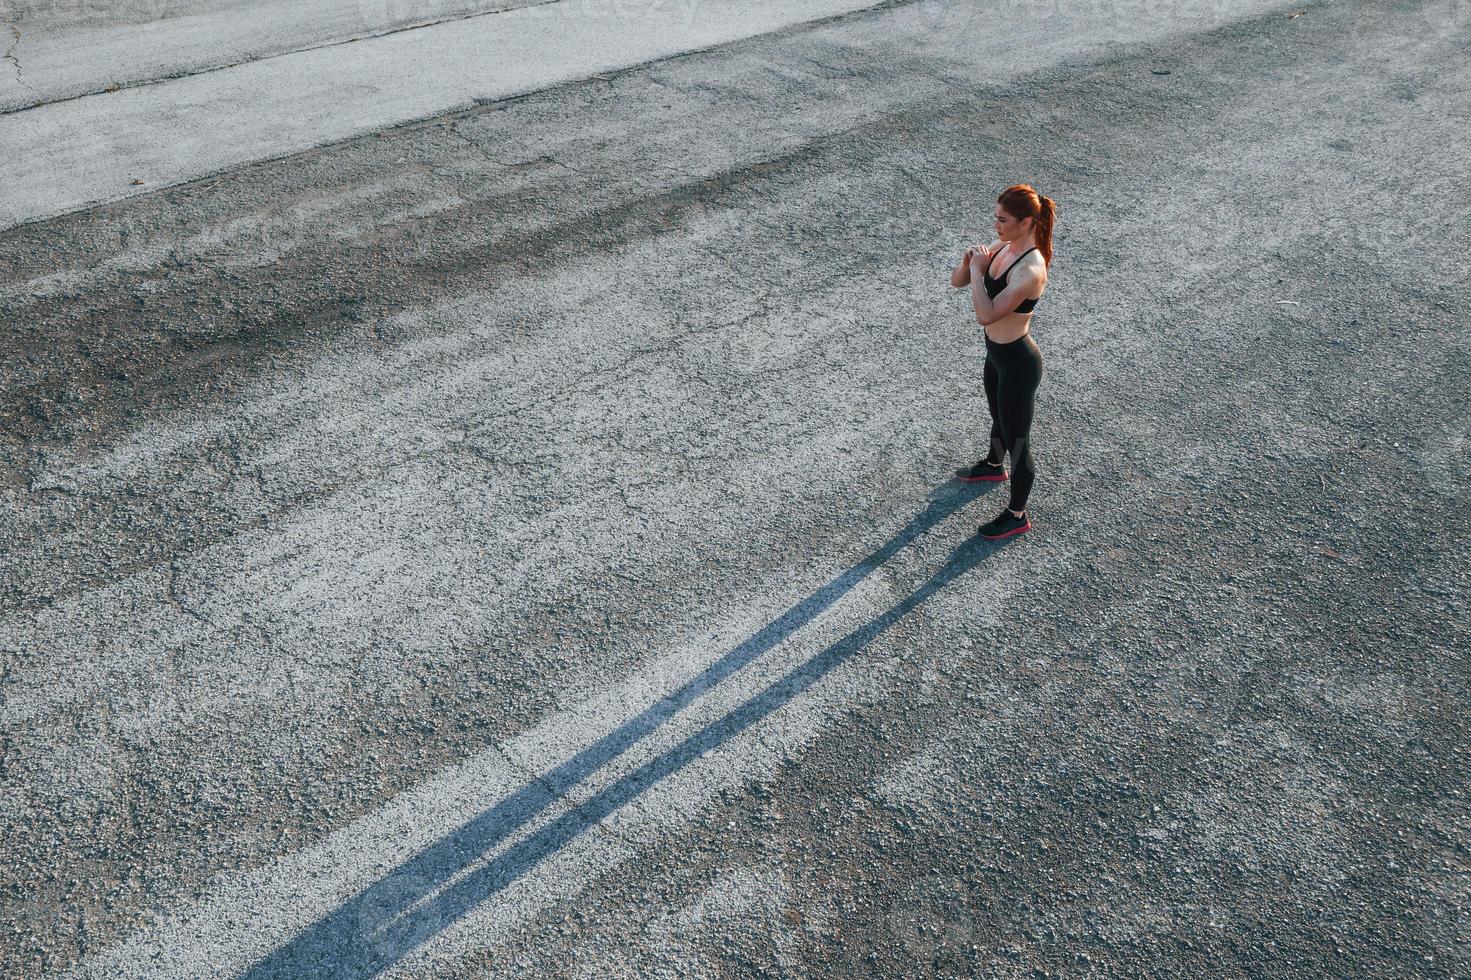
[242,480,1005,978]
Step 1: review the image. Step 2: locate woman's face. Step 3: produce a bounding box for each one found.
[994,205,1031,243]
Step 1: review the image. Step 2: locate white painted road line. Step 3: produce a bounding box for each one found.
[0,0,886,231]
[0,1,550,115]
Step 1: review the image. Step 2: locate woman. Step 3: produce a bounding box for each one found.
[949,184,1054,540]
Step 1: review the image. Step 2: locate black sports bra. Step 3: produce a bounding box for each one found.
[983,245,1042,314]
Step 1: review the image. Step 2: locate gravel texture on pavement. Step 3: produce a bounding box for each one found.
[1,0,1468,977]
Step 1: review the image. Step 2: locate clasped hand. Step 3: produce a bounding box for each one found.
[964,243,996,275]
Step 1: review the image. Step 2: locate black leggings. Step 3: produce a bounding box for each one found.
[983,332,1044,511]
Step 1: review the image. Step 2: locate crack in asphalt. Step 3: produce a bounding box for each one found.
[219,430,273,508]
[2,24,34,93]
[164,556,215,631]
[448,123,591,176]
[493,744,635,848]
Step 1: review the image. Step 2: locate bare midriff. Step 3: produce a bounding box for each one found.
[984,308,1036,345]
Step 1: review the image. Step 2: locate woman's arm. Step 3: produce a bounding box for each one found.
[968,264,994,323]
[951,247,977,288]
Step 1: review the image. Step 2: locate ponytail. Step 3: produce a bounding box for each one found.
[997,184,1055,266]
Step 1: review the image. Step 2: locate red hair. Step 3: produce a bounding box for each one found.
[998,184,1056,266]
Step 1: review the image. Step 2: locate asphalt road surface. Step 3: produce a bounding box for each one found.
[2,0,1469,977]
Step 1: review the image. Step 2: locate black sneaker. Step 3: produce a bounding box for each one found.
[954,458,1007,482]
[977,507,1032,540]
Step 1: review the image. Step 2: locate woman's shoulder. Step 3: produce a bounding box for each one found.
[1018,248,1048,294]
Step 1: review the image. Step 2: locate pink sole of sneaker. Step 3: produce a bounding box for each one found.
[955,473,1008,483]
[980,521,1031,540]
